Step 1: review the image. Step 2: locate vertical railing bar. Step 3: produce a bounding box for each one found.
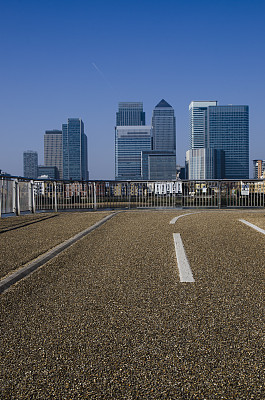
[15,179,20,216]
[54,181,58,212]
[93,182,97,210]
[31,180,36,213]
[0,177,3,218]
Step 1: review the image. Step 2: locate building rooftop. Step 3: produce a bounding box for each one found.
[155,99,172,108]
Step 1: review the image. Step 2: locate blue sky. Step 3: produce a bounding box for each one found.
[0,0,264,179]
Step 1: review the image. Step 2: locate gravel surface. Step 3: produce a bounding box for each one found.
[239,212,265,230]
[0,213,57,232]
[0,211,112,279]
[0,210,264,399]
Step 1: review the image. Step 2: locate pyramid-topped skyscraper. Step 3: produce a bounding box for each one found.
[115,99,176,180]
[154,99,172,108]
[141,99,176,180]
[152,99,176,152]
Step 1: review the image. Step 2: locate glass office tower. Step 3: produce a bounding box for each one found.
[115,102,148,180]
[208,105,249,179]
[187,101,249,179]
[150,99,176,179]
[189,101,218,149]
[115,126,152,180]
[23,150,38,179]
[62,118,88,181]
[115,100,176,180]
[152,99,176,152]
[141,151,176,180]
[116,102,145,126]
[44,130,63,179]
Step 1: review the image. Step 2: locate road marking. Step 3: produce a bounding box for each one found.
[239,219,265,235]
[170,212,201,224]
[173,233,195,282]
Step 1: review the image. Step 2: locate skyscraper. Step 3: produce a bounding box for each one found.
[186,101,249,179]
[115,126,152,180]
[185,148,224,180]
[149,99,176,180]
[115,100,177,181]
[208,105,249,179]
[152,99,176,152]
[23,150,38,179]
[189,101,217,149]
[62,118,88,181]
[44,130,63,179]
[116,102,145,126]
[115,102,149,180]
[141,150,177,180]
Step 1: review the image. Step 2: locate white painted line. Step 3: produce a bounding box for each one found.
[173,233,195,282]
[170,212,201,224]
[239,219,265,235]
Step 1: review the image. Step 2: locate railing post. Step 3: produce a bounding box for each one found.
[93,182,97,210]
[30,180,36,213]
[128,182,131,209]
[218,180,221,209]
[14,179,20,216]
[54,181,58,212]
[0,177,3,218]
[181,181,184,208]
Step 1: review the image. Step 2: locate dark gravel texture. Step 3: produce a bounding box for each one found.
[0,211,112,279]
[0,213,58,233]
[1,210,264,399]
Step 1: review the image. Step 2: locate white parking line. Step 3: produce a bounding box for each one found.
[173,233,195,282]
[170,212,201,224]
[239,219,265,235]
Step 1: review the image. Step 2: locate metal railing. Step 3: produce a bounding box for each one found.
[0,176,264,216]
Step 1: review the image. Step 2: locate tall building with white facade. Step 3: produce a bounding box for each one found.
[23,150,38,179]
[189,101,217,149]
[186,148,225,180]
[44,130,63,179]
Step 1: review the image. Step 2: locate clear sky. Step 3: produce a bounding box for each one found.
[0,0,264,179]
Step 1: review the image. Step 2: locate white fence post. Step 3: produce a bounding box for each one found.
[15,179,20,216]
[93,182,97,210]
[218,180,221,209]
[54,181,58,212]
[30,180,36,213]
[0,177,3,218]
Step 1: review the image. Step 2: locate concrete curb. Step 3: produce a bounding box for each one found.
[0,212,118,294]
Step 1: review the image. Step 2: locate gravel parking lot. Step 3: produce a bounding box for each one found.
[0,210,264,399]
[239,212,265,230]
[0,211,112,279]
